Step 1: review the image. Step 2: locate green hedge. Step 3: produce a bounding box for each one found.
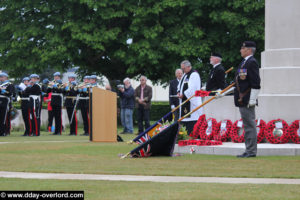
[13,101,171,124]
[131,102,170,125]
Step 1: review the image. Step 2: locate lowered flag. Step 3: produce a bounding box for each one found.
[130,122,179,158]
[133,112,172,143]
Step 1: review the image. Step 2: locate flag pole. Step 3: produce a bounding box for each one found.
[178,83,235,122]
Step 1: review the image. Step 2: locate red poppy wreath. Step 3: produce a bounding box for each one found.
[265,119,289,144]
[199,118,218,140]
[214,119,232,142]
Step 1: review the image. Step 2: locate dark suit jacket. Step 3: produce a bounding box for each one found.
[169,79,179,107]
[234,56,261,107]
[206,64,226,91]
[134,85,152,109]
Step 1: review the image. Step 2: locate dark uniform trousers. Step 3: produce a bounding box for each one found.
[30,97,41,136]
[52,105,62,134]
[0,84,14,136]
[239,107,257,155]
[0,104,8,136]
[66,106,77,135]
[21,99,31,135]
[80,102,89,134]
[65,95,77,135]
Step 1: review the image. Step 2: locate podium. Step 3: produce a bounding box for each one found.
[89,88,117,142]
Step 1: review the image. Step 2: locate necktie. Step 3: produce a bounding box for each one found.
[141,87,144,100]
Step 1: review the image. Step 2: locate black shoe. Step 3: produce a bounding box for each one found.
[69,133,76,136]
[22,133,28,136]
[237,153,256,158]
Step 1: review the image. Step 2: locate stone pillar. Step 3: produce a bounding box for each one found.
[259,0,300,123]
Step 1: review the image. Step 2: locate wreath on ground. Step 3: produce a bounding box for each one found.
[214,119,232,142]
[265,119,289,144]
[288,120,300,144]
[199,118,218,140]
[256,119,266,143]
[231,119,245,143]
[191,114,206,139]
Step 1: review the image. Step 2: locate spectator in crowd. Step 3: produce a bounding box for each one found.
[134,76,152,134]
[169,68,183,121]
[118,78,135,134]
[205,52,226,94]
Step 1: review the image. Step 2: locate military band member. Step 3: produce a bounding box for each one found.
[0,72,14,136]
[26,74,42,136]
[78,76,90,136]
[177,60,203,135]
[18,77,31,136]
[89,75,100,89]
[47,72,63,135]
[217,41,261,158]
[64,74,78,135]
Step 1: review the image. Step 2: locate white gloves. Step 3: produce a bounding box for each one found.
[171,105,175,110]
[248,89,260,107]
[215,87,235,99]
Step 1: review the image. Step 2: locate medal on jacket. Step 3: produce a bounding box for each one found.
[238,69,247,80]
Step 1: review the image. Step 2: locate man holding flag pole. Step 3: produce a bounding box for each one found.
[216,41,261,158]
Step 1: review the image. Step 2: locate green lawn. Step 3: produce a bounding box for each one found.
[0,130,300,179]
[0,178,300,200]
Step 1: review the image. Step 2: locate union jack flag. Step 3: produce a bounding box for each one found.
[136,134,151,145]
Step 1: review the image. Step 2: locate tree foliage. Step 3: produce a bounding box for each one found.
[0,0,264,83]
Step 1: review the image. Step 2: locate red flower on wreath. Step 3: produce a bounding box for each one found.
[288,120,300,144]
[199,118,218,140]
[265,119,289,144]
[191,114,206,139]
[256,119,266,143]
[231,119,245,143]
[214,119,232,142]
[195,90,211,97]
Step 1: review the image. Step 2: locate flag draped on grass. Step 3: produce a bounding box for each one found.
[130,122,179,157]
[133,112,172,144]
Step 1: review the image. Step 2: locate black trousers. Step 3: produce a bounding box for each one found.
[66,106,77,135]
[137,105,150,133]
[47,110,54,129]
[80,106,89,134]
[52,106,62,134]
[30,105,40,136]
[21,106,31,135]
[0,106,8,136]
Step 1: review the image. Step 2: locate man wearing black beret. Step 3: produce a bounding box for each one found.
[205,52,226,94]
[217,41,261,158]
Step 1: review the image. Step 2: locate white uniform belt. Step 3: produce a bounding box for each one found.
[79,97,89,100]
[0,95,9,99]
[66,96,76,99]
[52,93,63,97]
[29,95,41,100]
[21,98,30,101]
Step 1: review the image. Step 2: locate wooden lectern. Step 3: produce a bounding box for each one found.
[89,87,117,142]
